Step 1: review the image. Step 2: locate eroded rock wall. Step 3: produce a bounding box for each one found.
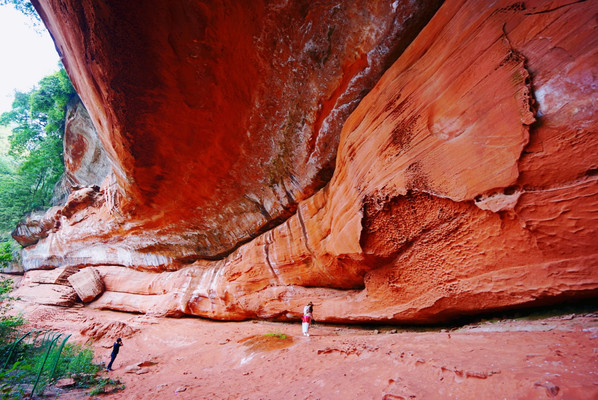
[52,98,112,205]
[30,0,442,259]
[19,0,598,323]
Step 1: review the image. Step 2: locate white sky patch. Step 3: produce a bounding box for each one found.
[0,5,60,114]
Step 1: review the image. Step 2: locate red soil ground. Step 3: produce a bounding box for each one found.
[10,300,598,400]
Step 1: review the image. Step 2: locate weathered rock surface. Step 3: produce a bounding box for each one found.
[31,0,442,258]
[79,320,138,341]
[12,284,78,307]
[29,266,79,285]
[68,267,104,302]
[0,262,23,275]
[13,97,109,249]
[12,209,60,247]
[52,98,111,205]
[19,0,598,323]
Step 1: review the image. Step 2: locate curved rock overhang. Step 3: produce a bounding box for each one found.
[31,0,443,259]
[15,0,598,323]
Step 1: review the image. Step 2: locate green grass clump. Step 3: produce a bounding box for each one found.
[264,331,287,339]
[88,377,125,396]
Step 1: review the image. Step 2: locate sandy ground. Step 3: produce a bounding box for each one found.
[9,300,598,400]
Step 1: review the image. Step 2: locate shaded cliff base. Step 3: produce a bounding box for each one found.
[10,297,598,399]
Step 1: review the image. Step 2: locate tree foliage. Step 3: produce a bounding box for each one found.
[0,0,39,21]
[0,68,76,237]
[0,277,23,346]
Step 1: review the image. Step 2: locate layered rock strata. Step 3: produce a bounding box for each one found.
[18,0,598,322]
[14,267,80,307]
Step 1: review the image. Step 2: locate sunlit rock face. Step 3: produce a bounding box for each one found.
[52,98,111,205]
[20,0,598,323]
[31,0,442,259]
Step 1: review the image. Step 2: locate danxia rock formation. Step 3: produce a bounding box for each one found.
[31,0,443,260]
[52,98,111,204]
[14,0,598,323]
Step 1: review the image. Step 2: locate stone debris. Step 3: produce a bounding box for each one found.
[68,267,104,302]
[54,378,75,388]
[125,364,141,373]
[31,266,79,286]
[125,360,158,374]
[12,284,78,307]
[440,366,501,380]
[138,360,158,367]
[80,320,138,341]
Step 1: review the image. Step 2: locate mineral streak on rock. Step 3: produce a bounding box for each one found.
[18,0,598,323]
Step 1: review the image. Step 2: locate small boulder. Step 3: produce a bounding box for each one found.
[32,266,79,286]
[12,284,78,307]
[124,364,140,373]
[125,360,157,374]
[54,378,75,389]
[68,267,104,302]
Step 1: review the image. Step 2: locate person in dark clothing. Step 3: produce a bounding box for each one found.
[106,338,123,371]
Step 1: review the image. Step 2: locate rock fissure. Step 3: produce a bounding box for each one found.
[523,0,587,15]
[295,205,315,259]
[263,241,280,285]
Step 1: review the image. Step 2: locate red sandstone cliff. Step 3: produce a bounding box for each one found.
[29,0,442,260]
[15,0,598,323]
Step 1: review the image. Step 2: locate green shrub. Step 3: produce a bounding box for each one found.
[0,239,19,269]
[0,242,11,264]
[0,277,123,397]
[88,377,124,395]
[0,362,27,400]
[0,276,12,297]
[0,278,24,347]
[61,344,98,378]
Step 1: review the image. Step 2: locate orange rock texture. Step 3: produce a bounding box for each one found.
[19,0,598,323]
[31,0,442,259]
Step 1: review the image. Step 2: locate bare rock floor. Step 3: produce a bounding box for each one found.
[13,301,598,400]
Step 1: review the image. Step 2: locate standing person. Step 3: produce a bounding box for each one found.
[302,313,312,336]
[303,301,313,317]
[106,338,123,371]
[302,301,313,336]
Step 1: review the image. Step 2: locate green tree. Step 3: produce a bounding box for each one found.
[0,125,11,155]
[0,132,22,234]
[0,68,76,237]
